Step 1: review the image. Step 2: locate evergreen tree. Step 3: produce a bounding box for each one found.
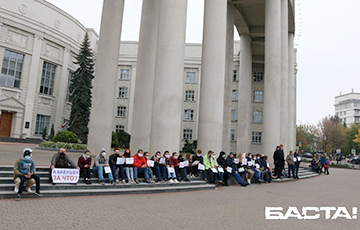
[68,33,94,143]
[49,124,55,141]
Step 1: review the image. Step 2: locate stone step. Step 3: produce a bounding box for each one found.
[0,184,216,199]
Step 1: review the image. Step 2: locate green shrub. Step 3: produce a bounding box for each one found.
[116,130,130,149]
[111,131,120,148]
[39,141,87,150]
[53,130,79,143]
[42,127,47,140]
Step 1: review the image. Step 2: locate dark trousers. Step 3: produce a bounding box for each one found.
[159,165,168,180]
[19,174,40,194]
[153,165,163,181]
[288,164,295,178]
[110,165,125,180]
[206,169,216,184]
[294,163,300,177]
[223,171,229,185]
[179,167,189,181]
[80,167,91,180]
[274,163,283,178]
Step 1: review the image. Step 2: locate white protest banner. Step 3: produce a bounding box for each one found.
[126,158,134,165]
[238,167,245,173]
[159,157,165,164]
[293,157,297,162]
[183,160,189,167]
[211,168,218,173]
[117,157,125,165]
[248,161,253,167]
[192,160,200,166]
[267,163,270,168]
[226,167,232,173]
[256,163,260,169]
[52,168,79,184]
[147,160,154,167]
[179,162,185,168]
[104,166,112,174]
[167,167,175,173]
[218,167,224,173]
[234,159,240,164]
[242,158,248,165]
[198,163,205,171]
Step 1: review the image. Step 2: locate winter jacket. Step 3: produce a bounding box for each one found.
[192,155,204,165]
[216,156,226,168]
[18,158,35,174]
[133,153,148,169]
[203,156,215,170]
[169,156,179,167]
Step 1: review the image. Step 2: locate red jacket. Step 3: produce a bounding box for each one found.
[133,153,148,169]
[78,155,91,168]
[170,156,179,167]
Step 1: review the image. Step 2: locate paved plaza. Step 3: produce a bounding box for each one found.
[0,143,359,229]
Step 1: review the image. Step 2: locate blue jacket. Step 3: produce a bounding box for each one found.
[18,158,35,174]
[320,156,326,165]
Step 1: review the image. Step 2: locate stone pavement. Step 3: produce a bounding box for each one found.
[1,143,359,229]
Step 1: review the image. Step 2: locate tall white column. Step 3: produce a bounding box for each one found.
[198,0,227,155]
[237,34,252,153]
[288,33,295,151]
[222,3,235,154]
[130,0,160,152]
[127,65,137,134]
[149,0,187,154]
[54,46,70,132]
[23,33,43,138]
[280,0,289,153]
[263,0,281,163]
[88,0,124,153]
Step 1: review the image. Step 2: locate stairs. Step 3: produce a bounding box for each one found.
[0,165,215,199]
[271,167,320,183]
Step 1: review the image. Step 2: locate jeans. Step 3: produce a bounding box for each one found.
[250,166,262,181]
[179,167,189,181]
[206,169,216,184]
[231,169,246,186]
[134,167,149,180]
[159,165,168,180]
[92,166,114,182]
[288,164,295,178]
[153,165,163,181]
[217,172,224,181]
[167,167,176,179]
[19,174,40,194]
[124,167,134,182]
[110,165,125,181]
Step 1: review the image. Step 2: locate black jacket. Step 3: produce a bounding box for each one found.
[273,150,285,165]
[192,155,203,164]
[216,156,226,168]
[109,154,121,166]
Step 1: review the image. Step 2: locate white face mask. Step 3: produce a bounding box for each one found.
[138,153,143,158]
[101,152,106,157]
[165,155,170,158]
[197,154,201,157]
[146,156,150,159]
[211,155,215,158]
[174,156,178,159]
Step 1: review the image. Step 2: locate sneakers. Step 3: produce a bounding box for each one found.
[168,179,174,183]
[25,188,33,193]
[135,180,140,185]
[34,191,43,197]
[100,182,105,186]
[16,194,21,201]
[110,181,116,186]
[14,187,19,193]
[121,179,126,184]
[173,179,180,184]
[115,179,120,184]
[144,179,151,183]
[241,184,247,187]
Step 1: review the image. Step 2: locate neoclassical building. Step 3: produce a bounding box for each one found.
[0,0,297,160]
[88,0,298,161]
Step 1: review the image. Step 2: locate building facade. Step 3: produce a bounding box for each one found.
[335,91,360,127]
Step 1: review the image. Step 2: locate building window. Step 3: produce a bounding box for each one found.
[252,132,262,144]
[35,114,50,135]
[253,90,263,102]
[117,106,127,117]
[344,111,347,115]
[231,109,236,122]
[185,90,195,101]
[355,110,360,115]
[40,62,56,95]
[116,125,125,132]
[1,50,24,88]
[184,109,194,121]
[66,71,72,101]
[231,129,236,141]
[120,69,130,80]
[119,87,128,98]
[253,111,263,123]
[232,90,237,101]
[185,72,196,83]
[233,70,238,82]
[253,71,264,82]
[183,129,193,140]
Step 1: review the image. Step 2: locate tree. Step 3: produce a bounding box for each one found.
[111,131,120,148]
[42,127,47,140]
[296,123,318,152]
[344,124,360,154]
[116,130,130,149]
[68,33,94,143]
[182,139,197,153]
[317,115,344,154]
[49,124,55,141]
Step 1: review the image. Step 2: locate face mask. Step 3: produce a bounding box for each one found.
[211,155,215,158]
[222,155,226,158]
[165,155,170,158]
[197,154,201,157]
[138,153,143,158]
[102,152,106,157]
[146,156,150,159]
[174,156,178,159]
[25,156,31,160]
[59,152,65,157]
[83,154,87,159]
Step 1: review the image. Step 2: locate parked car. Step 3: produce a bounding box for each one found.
[350,157,360,164]
[301,152,313,159]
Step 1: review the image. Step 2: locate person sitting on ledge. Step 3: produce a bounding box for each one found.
[151,151,164,182]
[49,148,79,184]
[192,149,206,180]
[123,148,135,184]
[77,149,92,184]
[133,149,151,184]
[109,148,125,184]
[92,148,115,186]
[169,152,180,183]
[225,153,247,187]
[203,150,217,184]
[14,153,35,194]
[16,148,42,200]
[144,151,155,183]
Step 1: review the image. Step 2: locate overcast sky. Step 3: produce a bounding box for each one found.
[47,0,360,126]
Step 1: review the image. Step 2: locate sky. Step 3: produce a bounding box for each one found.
[46,0,360,126]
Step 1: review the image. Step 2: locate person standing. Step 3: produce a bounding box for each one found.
[77,149,92,184]
[294,149,301,179]
[16,148,42,200]
[320,154,326,174]
[273,146,284,179]
[286,151,295,178]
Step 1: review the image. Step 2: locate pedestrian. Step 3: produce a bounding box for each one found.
[16,148,42,200]
[294,149,301,179]
[324,157,330,175]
